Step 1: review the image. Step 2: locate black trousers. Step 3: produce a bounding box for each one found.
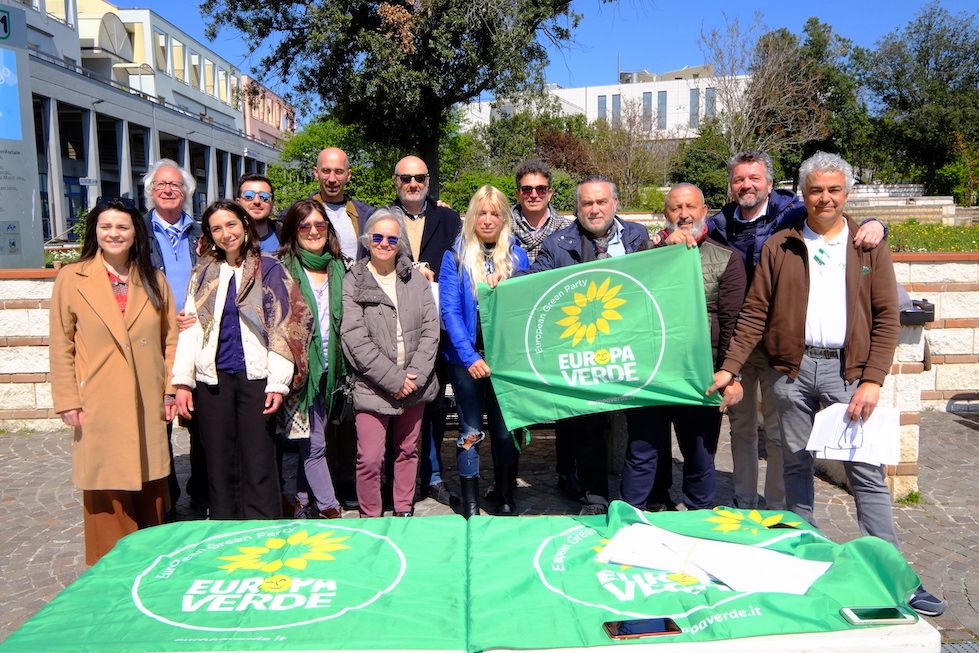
[557,413,610,506]
[196,371,281,519]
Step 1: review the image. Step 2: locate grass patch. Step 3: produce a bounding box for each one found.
[889,220,979,252]
[897,490,925,506]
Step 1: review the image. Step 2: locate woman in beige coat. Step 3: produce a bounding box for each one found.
[49,197,178,565]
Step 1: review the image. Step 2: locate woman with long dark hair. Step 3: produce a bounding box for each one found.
[50,197,177,564]
[172,200,311,519]
[278,199,347,519]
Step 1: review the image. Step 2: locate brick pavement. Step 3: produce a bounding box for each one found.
[1,412,977,644]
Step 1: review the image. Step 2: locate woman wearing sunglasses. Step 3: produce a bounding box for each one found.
[172,200,311,520]
[341,208,440,517]
[277,200,347,519]
[440,186,530,517]
[49,198,178,564]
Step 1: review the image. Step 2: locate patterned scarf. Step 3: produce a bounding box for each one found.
[510,205,570,262]
[192,253,312,393]
[285,249,347,413]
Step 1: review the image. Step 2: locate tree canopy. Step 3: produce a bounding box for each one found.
[202,0,583,194]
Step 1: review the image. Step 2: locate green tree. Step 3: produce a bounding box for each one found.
[855,3,979,189]
[669,121,731,209]
[203,0,584,195]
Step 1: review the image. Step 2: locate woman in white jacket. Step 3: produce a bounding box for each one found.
[173,200,311,519]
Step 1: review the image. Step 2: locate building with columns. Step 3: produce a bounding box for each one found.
[4,0,293,251]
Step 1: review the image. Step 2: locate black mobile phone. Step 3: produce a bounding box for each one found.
[603,618,683,639]
[840,606,917,625]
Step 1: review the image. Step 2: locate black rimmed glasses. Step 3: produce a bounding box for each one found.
[519,185,550,196]
[240,190,273,203]
[95,196,137,210]
[396,174,429,184]
[370,233,400,246]
[298,221,329,234]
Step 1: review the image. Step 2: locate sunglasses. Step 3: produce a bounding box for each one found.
[240,190,273,203]
[370,233,400,246]
[298,221,329,234]
[519,185,550,196]
[96,196,137,210]
[396,174,428,184]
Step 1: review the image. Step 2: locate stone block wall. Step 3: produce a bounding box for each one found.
[0,270,58,431]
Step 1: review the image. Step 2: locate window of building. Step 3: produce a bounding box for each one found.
[611,94,621,126]
[705,87,716,119]
[657,91,667,130]
[689,88,700,128]
[642,92,652,131]
[217,68,228,103]
[204,59,214,96]
[153,29,167,73]
[188,51,201,90]
[597,95,607,121]
[172,39,185,82]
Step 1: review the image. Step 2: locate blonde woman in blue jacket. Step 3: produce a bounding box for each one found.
[439,186,530,518]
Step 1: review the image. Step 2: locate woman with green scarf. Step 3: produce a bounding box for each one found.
[278,199,348,519]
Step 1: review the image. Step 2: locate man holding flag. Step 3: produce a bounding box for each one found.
[516,175,649,515]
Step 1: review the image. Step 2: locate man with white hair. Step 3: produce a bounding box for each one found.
[709,151,946,618]
[142,159,203,518]
[621,184,745,511]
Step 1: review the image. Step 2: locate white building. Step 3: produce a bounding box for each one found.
[4,0,292,247]
[461,65,747,141]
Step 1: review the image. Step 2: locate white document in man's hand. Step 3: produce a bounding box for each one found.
[806,403,900,465]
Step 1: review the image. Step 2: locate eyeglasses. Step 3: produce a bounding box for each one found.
[240,190,273,203]
[95,196,137,210]
[370,233,400,246]
[519,185,550,196]
[298,221,329,234]
[152,180,185,192]
[396,174,429,184]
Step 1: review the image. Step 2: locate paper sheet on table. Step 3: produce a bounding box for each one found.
[596,523,831,595]
[806,403,900,465]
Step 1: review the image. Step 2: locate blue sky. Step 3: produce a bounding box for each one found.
[127,0,976,101]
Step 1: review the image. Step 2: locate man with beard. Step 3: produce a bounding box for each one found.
[706,151,885,510]
[620,184,746,511]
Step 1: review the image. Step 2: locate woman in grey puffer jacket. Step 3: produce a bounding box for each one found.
[341,208,440,517]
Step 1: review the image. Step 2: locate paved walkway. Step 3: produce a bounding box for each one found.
[1,412,977,645]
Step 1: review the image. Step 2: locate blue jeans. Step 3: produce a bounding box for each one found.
[770,355,900,549]
[447,363,517,479]
[419,357,448,487]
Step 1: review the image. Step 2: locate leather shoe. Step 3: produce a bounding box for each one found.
[426,481,458,506]
[319,507,342,519]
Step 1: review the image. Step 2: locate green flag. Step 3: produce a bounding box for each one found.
[478,246,720,431]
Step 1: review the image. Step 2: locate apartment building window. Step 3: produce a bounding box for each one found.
[657,91,667,130]
[217,68,228,103]
[172,39,185,82]
[689,88,700,128]
[189,51,201,90]
[705,87,716,119]
[611,94,621,126]
[204,59,214,96]
[642,92,652,131]
[597,95,607,122]
[153,29,167,72]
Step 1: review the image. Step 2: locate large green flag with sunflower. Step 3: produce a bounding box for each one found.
[478,245,720,431]
[2,506,927,652]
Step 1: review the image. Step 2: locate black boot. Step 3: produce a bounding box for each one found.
[497,465,517,515]
[460,476,480,519]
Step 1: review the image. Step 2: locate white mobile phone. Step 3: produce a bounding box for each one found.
[840,606,917,625]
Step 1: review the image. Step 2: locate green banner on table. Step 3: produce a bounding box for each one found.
[478,246,720,431]
[467,502,921,649]
[2,517,469,652]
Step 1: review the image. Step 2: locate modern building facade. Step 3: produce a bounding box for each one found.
[461,65,746,141]
[4,0,293,254]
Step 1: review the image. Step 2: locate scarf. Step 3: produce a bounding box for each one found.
[286,249,347,413]
[192,253,312,395]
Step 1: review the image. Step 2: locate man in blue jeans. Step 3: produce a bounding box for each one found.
[709,151,947,618]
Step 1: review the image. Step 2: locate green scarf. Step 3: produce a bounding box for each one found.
[286,249,347,413]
